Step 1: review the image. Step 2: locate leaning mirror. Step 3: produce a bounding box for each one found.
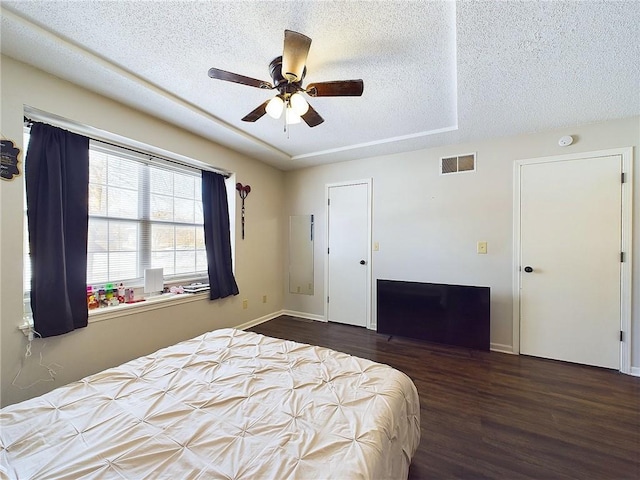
[289,215,314,295]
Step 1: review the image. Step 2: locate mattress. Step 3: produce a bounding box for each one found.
[0,328,420,479]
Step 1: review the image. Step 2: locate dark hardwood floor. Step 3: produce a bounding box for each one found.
[250,315,640,479]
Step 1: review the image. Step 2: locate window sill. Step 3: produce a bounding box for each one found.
[88,291,209,323]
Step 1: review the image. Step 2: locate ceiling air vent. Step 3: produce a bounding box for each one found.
[440,153,476,175]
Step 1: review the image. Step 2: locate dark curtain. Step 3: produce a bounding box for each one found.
[202,171,239,299]
[26,122,89,337]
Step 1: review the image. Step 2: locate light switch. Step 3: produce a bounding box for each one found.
[477,241,487,254]
[374,242,380,251]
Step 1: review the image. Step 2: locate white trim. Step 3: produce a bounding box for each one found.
[324,179,373,329]
[630,367,640,377]
[512,147,633,374]
[87,292,209,322]
[235,311,285,331]
[281,310,326,322]
[291,125,458,161]
[240,314,528,356]
[620,148,633,375]
[512,160,522,354]
[490,343,516,354]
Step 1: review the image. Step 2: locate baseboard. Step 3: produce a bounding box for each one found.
[238,316,531,358]
[490,343,516,354]
[236,310,326,331]
[281,310,326,322]
[487,346,640,375]
[239,315,639,375]
[235,310,286,331]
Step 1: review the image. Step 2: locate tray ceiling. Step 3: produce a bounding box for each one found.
[1,1,638,170]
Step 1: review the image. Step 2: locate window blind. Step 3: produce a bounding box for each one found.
[87,141,206,286]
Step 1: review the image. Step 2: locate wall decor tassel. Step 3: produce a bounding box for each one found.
[236,183,251,239]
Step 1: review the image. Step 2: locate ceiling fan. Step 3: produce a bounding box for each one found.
[208,30,364,128]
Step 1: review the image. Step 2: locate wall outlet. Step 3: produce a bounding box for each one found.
[262,295,267,303]
[242,299,248,309]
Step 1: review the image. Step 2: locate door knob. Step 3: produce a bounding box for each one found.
[524,266,533,273]
[360,260,366,265]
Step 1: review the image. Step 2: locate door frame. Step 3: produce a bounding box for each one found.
[512,147,633,374]
[324,179,373,329]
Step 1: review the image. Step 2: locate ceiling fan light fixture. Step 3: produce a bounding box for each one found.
[208,30,362,129]
[289,93,309,116]
[285,105,302,125]
[266,96,284,119]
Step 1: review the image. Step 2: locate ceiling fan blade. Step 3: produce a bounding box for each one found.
[241,100,270,122]
[306,80,364,97]
[208,67,273,89]
[301,104,324,127]
[282,30,312,82]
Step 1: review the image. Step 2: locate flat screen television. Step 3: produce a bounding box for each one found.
[376,279,490,351]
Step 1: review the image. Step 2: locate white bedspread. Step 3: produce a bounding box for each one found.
[1,328,420,479]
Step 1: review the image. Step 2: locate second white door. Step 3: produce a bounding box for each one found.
[326,181,370,327]
[519,154,622,369]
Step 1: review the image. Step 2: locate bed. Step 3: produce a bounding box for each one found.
[0,328,420,479]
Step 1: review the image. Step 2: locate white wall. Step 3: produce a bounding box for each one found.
[0,56,285,407]
[2,55,638,410]
[283,116,640,366]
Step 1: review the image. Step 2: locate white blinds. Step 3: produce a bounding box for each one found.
[86,141,206,286]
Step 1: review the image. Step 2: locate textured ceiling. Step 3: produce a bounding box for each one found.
[1,1,639,171]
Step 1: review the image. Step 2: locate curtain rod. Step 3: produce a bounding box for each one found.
[22,114,232,178]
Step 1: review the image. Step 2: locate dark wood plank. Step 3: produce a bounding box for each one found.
[250,315,640,479]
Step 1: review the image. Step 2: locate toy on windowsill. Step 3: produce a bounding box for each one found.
[86,286,99,310]
[124,288,145,304]
[88,283,149,308]
[98,286,107,307]
[117,283,126,304]
[105,283,114,305]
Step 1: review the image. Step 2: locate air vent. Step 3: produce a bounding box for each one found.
[440,153,476,175]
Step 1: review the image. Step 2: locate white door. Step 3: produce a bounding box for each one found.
[326,181,370,327]
[519,155,622,369]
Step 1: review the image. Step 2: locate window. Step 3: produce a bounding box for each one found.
[23,133,208,293]
[87,142,207,286]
